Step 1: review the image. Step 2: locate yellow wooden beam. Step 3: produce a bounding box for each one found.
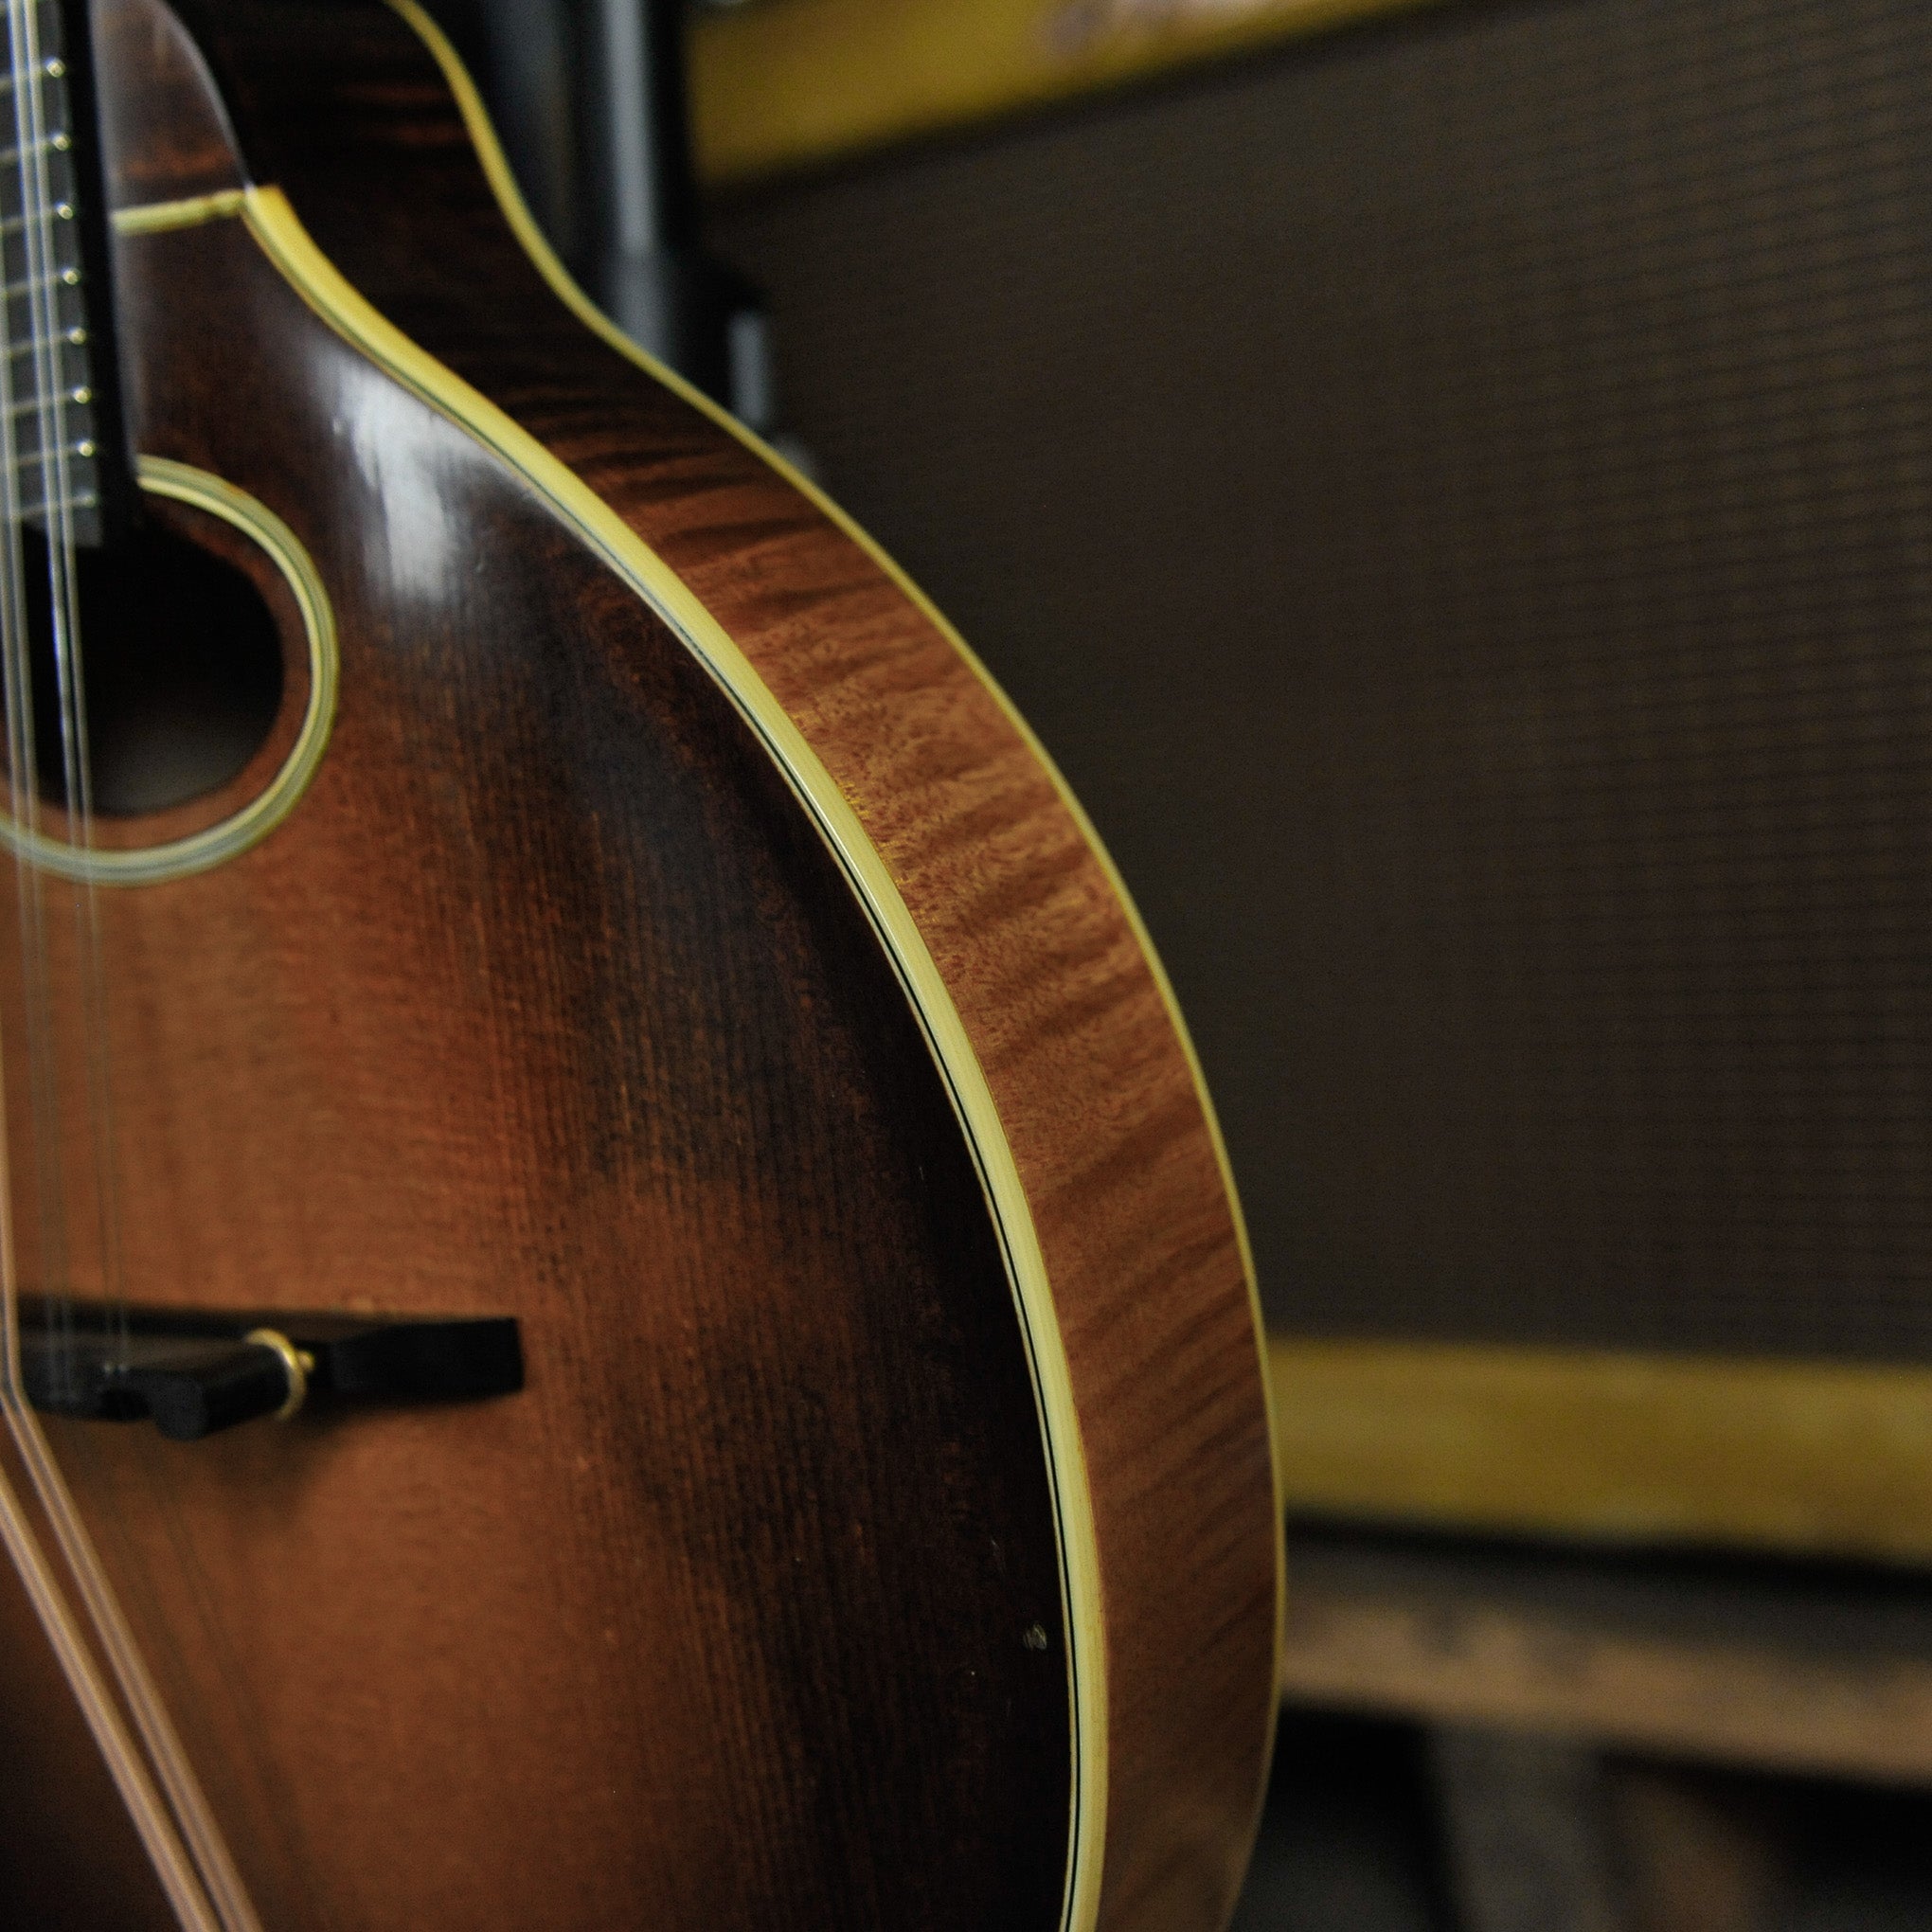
[1271,1336,1932,1565]
[690,0,1440,186]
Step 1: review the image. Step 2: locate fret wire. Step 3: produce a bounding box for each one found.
[4,327,81,356]
[0,204,74,236]
[9,440,97,469]
[0,132,64,164]
[6,385,88,417]
[1,266,80,297]
[0,55,63,98]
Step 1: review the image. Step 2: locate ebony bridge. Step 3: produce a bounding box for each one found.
[18,1298,523,1440]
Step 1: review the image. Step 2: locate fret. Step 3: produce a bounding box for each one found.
[11,486,98,514]
[9,417,102,456]
[10,435,101,470]
[8,385,91,417]
[0,202,75,237]
[0,55,66,98]
[0,266,81,297]
[4,324,82,356]
[0,132,67,166]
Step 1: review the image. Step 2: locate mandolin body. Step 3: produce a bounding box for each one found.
[0,3,1279,1927]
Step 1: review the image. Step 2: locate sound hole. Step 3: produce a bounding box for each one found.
[20,515,284,817]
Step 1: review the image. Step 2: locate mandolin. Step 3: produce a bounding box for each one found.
[0,2,1280,1926]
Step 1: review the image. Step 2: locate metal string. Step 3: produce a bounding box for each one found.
[0,9,258,1928]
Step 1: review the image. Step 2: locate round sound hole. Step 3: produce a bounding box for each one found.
[20,511,284,817]
[0,458,337,887]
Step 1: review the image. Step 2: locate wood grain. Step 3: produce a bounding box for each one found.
[0,2,1279,1925]
[94,0,243,205]
[198,9,1281,1918]
[1282,1529,1932,1788]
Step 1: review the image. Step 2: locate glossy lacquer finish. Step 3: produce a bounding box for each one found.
[0,2,1279,1926]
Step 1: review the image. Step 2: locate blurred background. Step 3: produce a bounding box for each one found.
[427,0,1932,1923]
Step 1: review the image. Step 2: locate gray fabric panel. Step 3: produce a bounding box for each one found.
[710,0,1932,1357]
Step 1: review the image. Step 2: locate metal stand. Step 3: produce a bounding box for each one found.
[429,0,775,432]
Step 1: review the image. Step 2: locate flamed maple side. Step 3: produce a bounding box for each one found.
[0,0,1279,1926]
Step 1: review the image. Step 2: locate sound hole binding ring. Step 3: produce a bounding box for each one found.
[0,453,338,886]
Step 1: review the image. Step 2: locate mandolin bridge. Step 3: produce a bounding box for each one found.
[15,1298,522,1441]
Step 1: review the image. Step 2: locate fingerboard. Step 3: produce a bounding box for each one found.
[0,0,105,546]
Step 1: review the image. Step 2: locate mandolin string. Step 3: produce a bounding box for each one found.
[0,1136,220,1931]
[19,11,271,1929]
[17,13,285,1921]
[0,1433,220,1928]
[0,9,219,1922]
[0,8,254,1927]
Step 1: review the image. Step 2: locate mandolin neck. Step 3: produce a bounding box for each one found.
[0,0,134,549]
